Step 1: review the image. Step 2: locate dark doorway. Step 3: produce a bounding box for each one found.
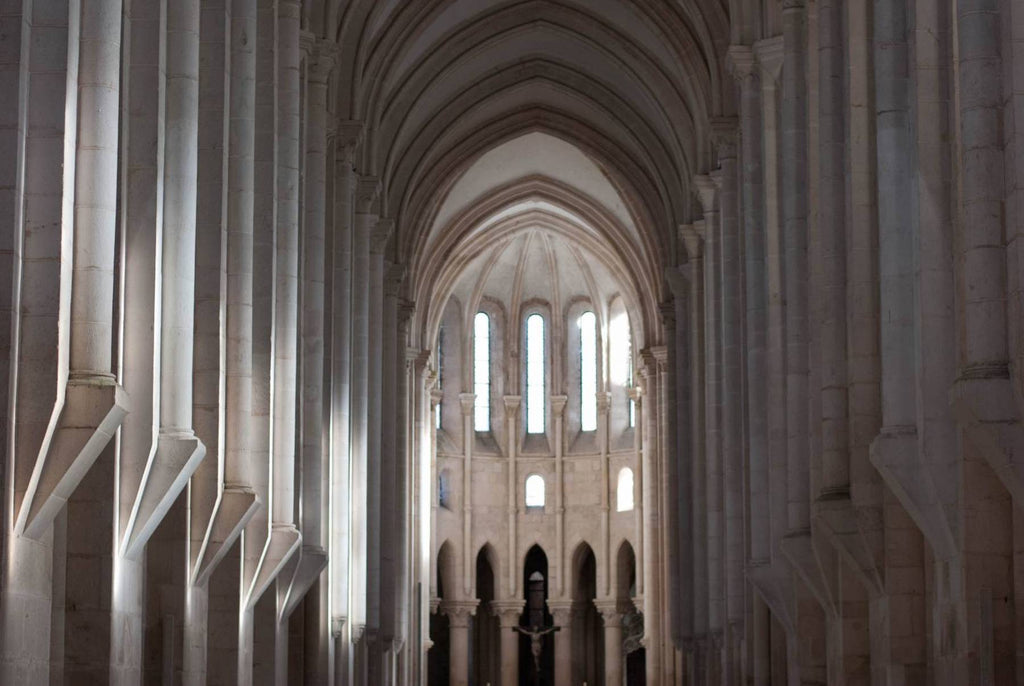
[472,546,499,686]
[571,544,603,686]
[520,545,554,686]
[429,541,456,686]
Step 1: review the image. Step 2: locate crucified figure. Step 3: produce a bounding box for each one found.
[512,623,559,676]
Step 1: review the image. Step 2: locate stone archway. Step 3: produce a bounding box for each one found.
[571,542,604,686]
[520,545,554,686]
[473,545,500,686]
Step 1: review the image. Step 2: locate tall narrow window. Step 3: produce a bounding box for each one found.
[610,310,635,427]
[525,474,545,508]
[579,311,597,431]
[526,314,546,434]
[436,326,444,430]
[617,467,635,512]
[474,312,490,431]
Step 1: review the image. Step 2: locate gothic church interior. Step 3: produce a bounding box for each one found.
[1,0,1023,685]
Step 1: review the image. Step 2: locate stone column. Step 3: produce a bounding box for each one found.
[549,601,574,686]
[331,122,362,686]
[351,175,379,673]
[444,601,479,686]
[504,396,522,597]
[680,223,708,684]
[459,392,476,596]
[141,0,206,550]
[728,43,770,568]
[752,35,788,567]
[713,118,744,685]
[598,391,612,598]
[365,218,392,683]
[552,395,568,595]
[595,601,623,686]
[781,0,810,539]
[639,355,662,686]
[694,174,723,684]
[493,600,525,686]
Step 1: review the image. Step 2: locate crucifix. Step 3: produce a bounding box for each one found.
[512,623,560,678]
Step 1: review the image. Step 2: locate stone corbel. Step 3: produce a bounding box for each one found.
[244,525,303,611]
[679,223,701,260]
[779,527,840,621]
[17,376,131,539]
[869,426,958,561]
[951,368,1024,516]
[355,175,381,216]
[710,116,739,162]
[726,44,757,83]
[279,543,329,620]
[309,38,338,85]
[550,395,568,419]
[337,120,365,167]
[372,218,395,256]
[693,174,718,217]
[332,615,347,639]
[753,36,784,85]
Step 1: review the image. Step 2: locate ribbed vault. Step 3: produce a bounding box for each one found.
[315,0,734,294]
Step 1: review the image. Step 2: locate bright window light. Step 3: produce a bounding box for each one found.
[474,312,490,431]
[525,474,545,508]
[617,467,634,512]
[579,311,597,431]
[526,314,545,434]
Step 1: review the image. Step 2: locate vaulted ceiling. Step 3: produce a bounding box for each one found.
[311,0,741,347]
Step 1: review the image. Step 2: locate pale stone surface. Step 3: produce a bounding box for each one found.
[2,1,1024,684]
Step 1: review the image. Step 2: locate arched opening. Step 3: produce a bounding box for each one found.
[616,541,644,686]
[429,541,458,685]
[473,545,499,686]
[438,468,453,510]
[525,474,545,510]
[521,545,553,685]
[571,542,603,686]
[617,467,635,512]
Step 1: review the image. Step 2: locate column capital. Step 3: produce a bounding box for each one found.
[679,223,702,261]
[726,44,757,81]
[711,117,738,160]
[550,394,568,417]
[429,386,443,408]
[693,174,717,215]
[593,600,624,626]
[355,175,381,214]
[503,395,522,414]
[309,40,338,84]
[665,265,688,299]
[372,218,395,255]
[337,120,365,165]
[331,615,347,638]
[596,391,611,414]
[491,599,526,627]
[442,599,479,627]
[459,393,476,415]
[660,299,676,328]
[754,36,784,83]
[546,599,574,626]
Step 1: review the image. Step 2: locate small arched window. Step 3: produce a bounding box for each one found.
[579,311,597,431]
[473,312,490,432]
[616,467,634,512]
[525,474,545,509]
[526,314,545,434]
[439,469,453,510]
